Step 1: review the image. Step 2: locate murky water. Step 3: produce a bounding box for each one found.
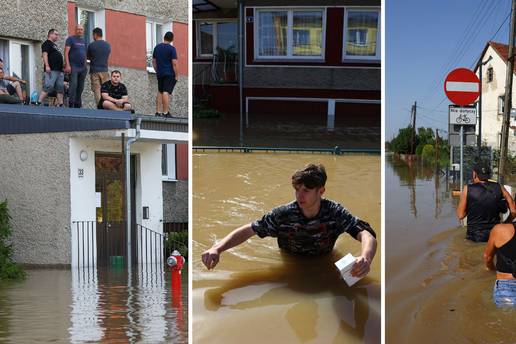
[193,153,381,343]
[0,266,188,343]
[386,154,516,343]
[194,113,380,149]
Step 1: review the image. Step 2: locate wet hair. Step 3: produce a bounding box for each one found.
[473,162,491,181]
[48,29,57,37]
[291,164,327,189]
[93,27,103,37]
[111,70,121,76]
[164,31,174,42]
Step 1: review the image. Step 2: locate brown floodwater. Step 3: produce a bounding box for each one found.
[193,153,381,343]
[0,266,188,343]
[386,155,516,343]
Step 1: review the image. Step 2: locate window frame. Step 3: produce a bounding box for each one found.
[162,144,177,181]
[146,20,173,73]
[487,67,494,83]
[196,19,238,58]
[342,7,381,61]
[253,8,327,61]
[498,95,505,115]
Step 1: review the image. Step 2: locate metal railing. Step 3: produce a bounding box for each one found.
[136,224,164,266]
[193,146,381,155]
[72,221,96,268]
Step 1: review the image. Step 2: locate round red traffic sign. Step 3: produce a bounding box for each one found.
[444,68,480,106]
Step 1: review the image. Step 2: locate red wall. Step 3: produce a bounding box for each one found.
[174,22,188,76]
[176,144,188,180]
[67,2,76,36]
[106,10,147,70]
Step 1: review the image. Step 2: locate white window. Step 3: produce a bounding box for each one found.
[254,8,325,60]
[162,144,177,180]
[499,95,505,115]
[76,8,95,45]
[0,38,35,97]
[197,21,238,57]
[343,8,380,60]
[487,67,494,83]
[146,21,170,72]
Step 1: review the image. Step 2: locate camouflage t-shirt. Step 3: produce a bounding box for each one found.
[251,199,375,256]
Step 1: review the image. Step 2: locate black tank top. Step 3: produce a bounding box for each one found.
[496,224,516,276]
[466,181,503,242]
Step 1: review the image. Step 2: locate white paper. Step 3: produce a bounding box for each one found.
[335,253,362,287]
[95,192,102,208]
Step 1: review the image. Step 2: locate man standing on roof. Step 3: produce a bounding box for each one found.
[87,27,111,105]
[35,29,64,106]
[201,164,377,280]
[64,25,87,108]
[152,31,178,118]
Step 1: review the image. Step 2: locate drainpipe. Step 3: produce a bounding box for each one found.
[239,0,244,146]
[126,117,141,269]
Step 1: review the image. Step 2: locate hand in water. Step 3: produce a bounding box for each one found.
[201,248,220,270]
[351,255,371,278]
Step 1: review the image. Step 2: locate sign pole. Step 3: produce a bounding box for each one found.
[460,125,464,191]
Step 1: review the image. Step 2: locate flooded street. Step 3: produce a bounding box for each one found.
[386,155,516,343]
[0,267,188,343]
[193,153,380,343]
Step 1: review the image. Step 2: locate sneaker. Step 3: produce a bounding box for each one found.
[57,103,64,107]
[155,112,163,117]
[33,101,41,106]
[163,112,172,118]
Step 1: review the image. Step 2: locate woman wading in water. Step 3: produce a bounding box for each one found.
[484,223,516,307]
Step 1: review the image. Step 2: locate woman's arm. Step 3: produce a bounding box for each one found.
[456,185,468,220]
[484,226,498,271]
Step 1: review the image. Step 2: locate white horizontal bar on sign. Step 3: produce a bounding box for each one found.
[445,81,479,92]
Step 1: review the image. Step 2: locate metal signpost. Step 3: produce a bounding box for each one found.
[444,68,480,190]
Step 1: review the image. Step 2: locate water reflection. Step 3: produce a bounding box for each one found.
[68,265,187,343]
[386,154,516,343]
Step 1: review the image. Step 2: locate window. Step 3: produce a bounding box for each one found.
[162,144,177,180]
[76,8,95,45]
[0,38,34,96]
[255,9,325,59]
[197,21,238,57]
[487,67,493,83]
[146,21,165,72]
[343,9,380,60]
[499,95,505,115]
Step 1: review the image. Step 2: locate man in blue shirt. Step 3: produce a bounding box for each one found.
[65,25,87,108]
[152,31,178,118]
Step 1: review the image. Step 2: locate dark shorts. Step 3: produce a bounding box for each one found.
[6,84,16,96]
[157,75,176,94]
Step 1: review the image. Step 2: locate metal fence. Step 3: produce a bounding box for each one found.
[136,224,164,266]
[72,221,96,268]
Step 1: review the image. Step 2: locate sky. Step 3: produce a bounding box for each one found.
[386,0,512,139]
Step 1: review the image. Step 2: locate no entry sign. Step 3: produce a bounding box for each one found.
[444,68,480,106]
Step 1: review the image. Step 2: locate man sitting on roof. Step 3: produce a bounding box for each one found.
[99,70,133,112]
[0,59,26,102]
[0,67,22,104]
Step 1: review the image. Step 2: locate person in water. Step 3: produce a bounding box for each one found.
[201,163,377,279]
[456,163,516,242]
[484,223,516,307]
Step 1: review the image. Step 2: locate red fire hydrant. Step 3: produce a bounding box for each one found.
[167,250,185,311]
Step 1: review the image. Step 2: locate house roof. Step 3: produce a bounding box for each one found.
[476,41,516,73]
[0,104,188,135]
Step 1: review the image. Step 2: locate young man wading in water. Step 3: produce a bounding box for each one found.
[456,163,516,242]
[201,164,377,279]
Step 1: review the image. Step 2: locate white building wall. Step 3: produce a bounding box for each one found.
[69,136,164,267]
[479,45,516,153]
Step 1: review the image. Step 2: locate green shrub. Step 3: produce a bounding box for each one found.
[165,231,188,259]
[0,200,25,280]
[421,144,435,162]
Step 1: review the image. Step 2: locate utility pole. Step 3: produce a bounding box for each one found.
[435,128,440,172]
[499,0,516,184]
[410,101,417,154]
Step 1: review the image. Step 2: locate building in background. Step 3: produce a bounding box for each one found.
[193,0,381,138]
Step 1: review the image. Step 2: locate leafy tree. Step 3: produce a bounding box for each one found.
[0,201,25,280]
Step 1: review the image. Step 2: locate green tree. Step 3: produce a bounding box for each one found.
[0,201,25,280]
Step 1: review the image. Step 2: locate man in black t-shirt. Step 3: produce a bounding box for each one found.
[37,29,64,106]
[201,164,378,280]
[99,70,132,111]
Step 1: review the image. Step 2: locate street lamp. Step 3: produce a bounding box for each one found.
[478,55,493,158]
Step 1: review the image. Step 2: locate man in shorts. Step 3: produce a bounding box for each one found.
[87,27,111,104]
[0,67,22,104]
[36,29,64,106]
[201,164,378,279]
[0,58,27,102]
[152,31,178,118]
[99,70,133,112]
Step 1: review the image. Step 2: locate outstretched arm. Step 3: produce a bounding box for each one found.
[201,223,256,270]
[456,185,468,220]
[351,230,377,278]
